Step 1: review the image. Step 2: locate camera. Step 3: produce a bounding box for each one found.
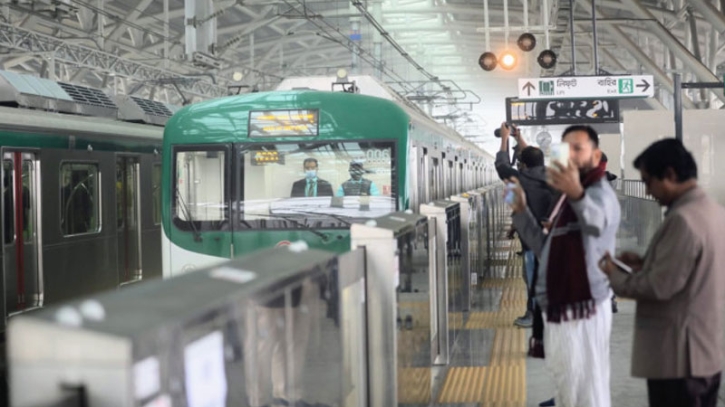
[494,122,518,138]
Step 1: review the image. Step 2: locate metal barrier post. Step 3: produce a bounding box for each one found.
[350,212,434,407]
[450,193,474,311]
[420,200,463,366]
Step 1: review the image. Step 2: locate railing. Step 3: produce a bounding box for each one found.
[613,179,656,201]
[612,180,663,255]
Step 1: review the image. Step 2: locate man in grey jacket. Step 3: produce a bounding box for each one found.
[600,139,725,407]
[508,125,620,407]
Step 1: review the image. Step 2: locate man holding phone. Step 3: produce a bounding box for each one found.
[600,139,725,407]
[507,125,620,407]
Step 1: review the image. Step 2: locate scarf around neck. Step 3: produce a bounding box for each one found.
[545,161,607,323]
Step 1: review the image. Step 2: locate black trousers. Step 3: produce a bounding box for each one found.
[530,256,544,341]
[647,372,721,407]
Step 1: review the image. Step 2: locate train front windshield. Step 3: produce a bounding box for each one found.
[237,141,396,229]
[173,141,397,231]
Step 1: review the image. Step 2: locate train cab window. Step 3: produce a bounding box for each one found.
[152,164,162,225]
[237,141,397,229]
[173,148,229,231]
[60,163,100,236]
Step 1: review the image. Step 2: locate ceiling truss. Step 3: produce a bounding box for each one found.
[0,0,720,126]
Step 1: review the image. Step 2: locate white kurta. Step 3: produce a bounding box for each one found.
[543,297,613,407]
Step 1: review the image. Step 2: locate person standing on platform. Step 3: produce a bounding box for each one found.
[600,139,725,407]
[494,122,556,332]
[508,125,620,407]
[290,158,333,198]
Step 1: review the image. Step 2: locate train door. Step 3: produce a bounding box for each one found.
[2,151,42,318]
[116,156,141,284]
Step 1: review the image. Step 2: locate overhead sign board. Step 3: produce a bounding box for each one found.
[517,75,654,100]
[505,97,620,126]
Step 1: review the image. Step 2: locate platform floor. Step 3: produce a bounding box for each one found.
[423,230,725,407]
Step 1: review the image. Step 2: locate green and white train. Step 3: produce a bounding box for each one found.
[162,77,496,276]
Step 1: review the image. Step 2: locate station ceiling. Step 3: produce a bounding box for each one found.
[0,0,722,147]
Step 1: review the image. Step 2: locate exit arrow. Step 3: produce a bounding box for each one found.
[636,79,650,93]
[522,81,535,96]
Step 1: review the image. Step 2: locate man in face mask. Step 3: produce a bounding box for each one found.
[336,161,380,196]
[290,158,333,197]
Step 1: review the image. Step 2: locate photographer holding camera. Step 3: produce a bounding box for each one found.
[495,123,557,337]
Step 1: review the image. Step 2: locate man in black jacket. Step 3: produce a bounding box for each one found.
[495,123,557,330]
[290,158,334,197]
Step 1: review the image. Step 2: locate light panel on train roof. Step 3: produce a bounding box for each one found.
[248,109,319,137]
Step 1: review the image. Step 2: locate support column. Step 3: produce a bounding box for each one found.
[569,0,576,75]
[97,0,104,50]
[250,33,255,85]
[185,0,217,57]
[164,0,169,69]
[47,54,55,81]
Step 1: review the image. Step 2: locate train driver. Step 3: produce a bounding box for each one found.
[290,158,334,198]
[336,161,380,197]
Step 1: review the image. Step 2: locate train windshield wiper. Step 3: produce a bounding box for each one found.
[245,213,327,239]
[176,190,202,242]
[280,209,353,226]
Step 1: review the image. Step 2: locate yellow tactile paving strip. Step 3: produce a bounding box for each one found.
[437,234,527,406]
[436,365,526,404]
[489,329,527,367]
[398,367,432,404]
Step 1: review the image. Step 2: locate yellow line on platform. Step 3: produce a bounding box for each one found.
[436,239,528,406]
[398,367,432,404]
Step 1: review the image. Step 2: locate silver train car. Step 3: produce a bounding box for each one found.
[0,98,164,332]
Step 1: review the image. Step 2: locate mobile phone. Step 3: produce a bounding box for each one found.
[549,143,569,167]
[504,183,516,205]
[610,257,633,274]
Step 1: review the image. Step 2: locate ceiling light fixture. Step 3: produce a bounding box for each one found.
[478,52,497,71]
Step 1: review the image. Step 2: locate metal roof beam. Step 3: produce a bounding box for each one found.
[105,0,154,43]
[688,0,725,36]
[624,0,725,103]
[0,21,228,99]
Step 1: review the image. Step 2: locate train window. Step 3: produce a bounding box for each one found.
[173,149,229,231]
[236,141,397,229]
[60,163,100,236]
[152,164,162,225]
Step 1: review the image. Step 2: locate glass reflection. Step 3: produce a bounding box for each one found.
[241,268,342,407]
[396,222,433,406]
[446,206,464,345]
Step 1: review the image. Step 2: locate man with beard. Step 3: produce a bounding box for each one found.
[508,125,620,407]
